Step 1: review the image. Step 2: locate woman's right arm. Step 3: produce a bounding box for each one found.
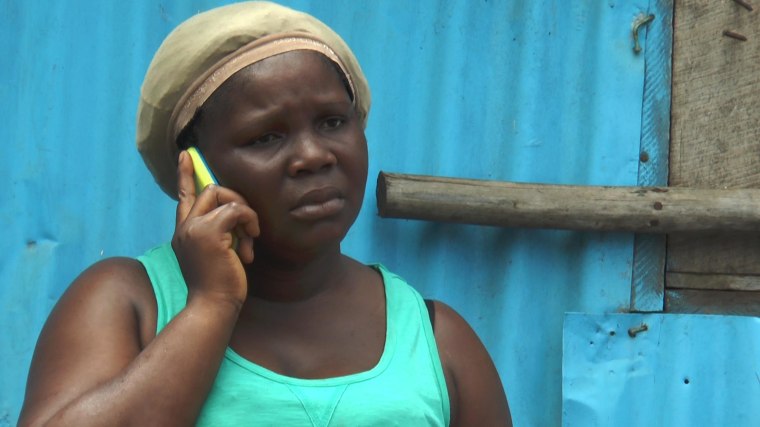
[19,152,260,426]
[18,257,242,427]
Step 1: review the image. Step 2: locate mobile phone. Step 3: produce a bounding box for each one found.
[185,147,239,249]
[186,146,219,195]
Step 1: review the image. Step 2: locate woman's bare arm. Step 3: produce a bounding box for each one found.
[19,153,260,426]
[18,258,243,426]
[432,301,513,427]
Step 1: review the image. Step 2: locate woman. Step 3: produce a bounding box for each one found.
[19,2,511,425]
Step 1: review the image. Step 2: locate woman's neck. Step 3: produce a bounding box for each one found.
[244,244,350,302]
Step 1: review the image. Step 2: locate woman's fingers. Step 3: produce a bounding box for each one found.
[176,151,197,224]
[236,206,260,263]
[186,199,260,251]
[177,150,251,221]
[187,183,249,220]
[174,152,259,262]
[236,232,255,264]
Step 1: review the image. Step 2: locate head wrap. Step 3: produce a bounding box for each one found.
[136,1,371,198]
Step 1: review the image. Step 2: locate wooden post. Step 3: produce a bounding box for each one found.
[665,0,760,315]
[376,172,760,233]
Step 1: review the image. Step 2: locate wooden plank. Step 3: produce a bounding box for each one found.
[667,272,760,291]
[669,0,760,275]
[376,172,760,232]
[671,0,760,188]
[665,289,760,316]
[631,234,666,312]
[629,0,673,313]
[667,232,760,274]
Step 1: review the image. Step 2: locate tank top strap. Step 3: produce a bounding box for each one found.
[137,242,187,333]
[373,265,451,426]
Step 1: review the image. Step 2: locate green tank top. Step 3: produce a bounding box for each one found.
[138,243,450,426]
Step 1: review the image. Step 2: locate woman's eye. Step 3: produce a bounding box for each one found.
[249,133,280,146]
[321,117,345,130]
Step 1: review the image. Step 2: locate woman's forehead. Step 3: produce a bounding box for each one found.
[206,51,352,112]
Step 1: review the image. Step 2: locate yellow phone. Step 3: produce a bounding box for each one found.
[186,146,219,194]
[186,147,238,249]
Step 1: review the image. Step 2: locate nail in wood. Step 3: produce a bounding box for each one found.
[723,30,748,41]
[732,0,754,12]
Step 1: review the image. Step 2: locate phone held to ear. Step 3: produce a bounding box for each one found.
[186,146,219,195]
[185,147,239,250]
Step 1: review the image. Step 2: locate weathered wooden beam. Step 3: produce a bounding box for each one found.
[376,172,760,233]
[668,0,760,276]
[667,272,760,292]
[665,289,760,316]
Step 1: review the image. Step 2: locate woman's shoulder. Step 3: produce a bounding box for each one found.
[427,300,512,426]
[19,257,159,425]
[78,255,151,279]
[72,257,155,300]
[56,256,158,346]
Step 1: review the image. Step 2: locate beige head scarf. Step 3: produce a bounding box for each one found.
[136,1,371,198]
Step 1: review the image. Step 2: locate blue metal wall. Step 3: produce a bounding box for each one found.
[563,314,760,426]
[6,1,752,426]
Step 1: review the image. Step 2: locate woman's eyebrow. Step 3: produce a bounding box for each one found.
[237,97,352,119]
[312,99,355,111]
[223,113,277,138]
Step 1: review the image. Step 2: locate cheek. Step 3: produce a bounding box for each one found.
[343,153,368,202]
[346,133,369,180]
[358,141,369,185]
[345,143,369,209]
[214,156,278,207]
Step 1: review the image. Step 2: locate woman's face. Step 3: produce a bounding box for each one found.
[196,51,368,260]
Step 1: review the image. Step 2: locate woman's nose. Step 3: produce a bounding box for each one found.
[286,132,337,176]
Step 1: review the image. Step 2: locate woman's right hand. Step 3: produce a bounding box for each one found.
[19,155,259,426]
[172,150,260,307]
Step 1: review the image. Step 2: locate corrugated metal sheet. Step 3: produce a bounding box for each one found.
[1,1,677,425]
[563,313,760,426]
[343,2,655,426]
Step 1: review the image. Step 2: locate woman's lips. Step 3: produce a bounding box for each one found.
[290,187,345,220]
